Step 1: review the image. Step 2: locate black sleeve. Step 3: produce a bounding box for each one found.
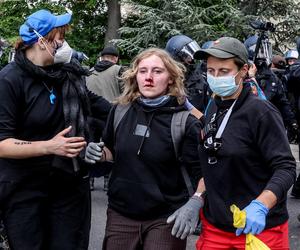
[0,77,21,141]
[255,107,296,201]
[102,105,117,155]
[87,89,112,121]
[273,79,296,126]
[181,115,202,187]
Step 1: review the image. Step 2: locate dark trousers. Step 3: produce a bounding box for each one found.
[103,208,186,250]
[1,168,91,250]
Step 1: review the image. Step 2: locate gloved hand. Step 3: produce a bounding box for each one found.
[167,196,204,239]
[184,98,194,111]
[236,200,269,236]
[288,123,299,144]
[84,141,104,164]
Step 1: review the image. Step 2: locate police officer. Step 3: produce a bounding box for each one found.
[286,37,300,199]
[285,49,299,66]
[165,35,210,112]
[244,35,298,138]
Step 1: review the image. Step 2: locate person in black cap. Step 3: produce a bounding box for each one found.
[167,37,296,249]
[86,46,124,191]
[87,46,123,103]
[0,9,111,250]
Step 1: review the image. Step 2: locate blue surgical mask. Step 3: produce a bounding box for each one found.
[207,72,239,97]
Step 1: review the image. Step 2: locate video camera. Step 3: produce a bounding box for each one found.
[249,20,275,67]
[250,20,276,33]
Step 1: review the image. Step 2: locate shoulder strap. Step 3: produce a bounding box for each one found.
[171,110,194,196]
[113,104,131,133]
[171,110,190,158]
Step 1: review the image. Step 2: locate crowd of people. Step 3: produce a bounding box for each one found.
[0,8,299,250]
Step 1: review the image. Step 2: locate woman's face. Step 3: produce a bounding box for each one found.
[40,32,64,64]
[136,54,173,99]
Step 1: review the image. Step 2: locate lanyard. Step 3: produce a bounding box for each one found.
[215,99,237,139]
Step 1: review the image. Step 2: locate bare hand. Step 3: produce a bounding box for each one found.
[46,126,86,158]
[248,63,257,78]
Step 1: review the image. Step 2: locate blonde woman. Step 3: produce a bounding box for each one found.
[85,48,203,249]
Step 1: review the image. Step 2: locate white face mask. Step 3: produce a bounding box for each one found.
[54,41,73,64]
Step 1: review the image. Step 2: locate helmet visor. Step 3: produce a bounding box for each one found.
[181,40,201,60]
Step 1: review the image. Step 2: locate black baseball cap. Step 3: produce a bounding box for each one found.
[194,37,248,64]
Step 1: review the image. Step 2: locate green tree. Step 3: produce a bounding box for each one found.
[0,0,108,67]
[239,0,300,53]
[58,0,107,65]
[116,0,253,56]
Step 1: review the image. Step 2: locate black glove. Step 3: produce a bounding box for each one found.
[287,123,299,144]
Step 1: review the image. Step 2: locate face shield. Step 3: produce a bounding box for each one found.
[180,40,201,62]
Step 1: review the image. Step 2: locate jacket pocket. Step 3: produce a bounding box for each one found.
[108,178,166,216]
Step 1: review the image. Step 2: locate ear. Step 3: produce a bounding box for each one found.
[241,63,249,78]
[37,37,46,50]
[168,78,174,85]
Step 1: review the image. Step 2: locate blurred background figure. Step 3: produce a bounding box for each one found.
[165,34,210,113]
[285,49,298,66]
[86,46,124,191]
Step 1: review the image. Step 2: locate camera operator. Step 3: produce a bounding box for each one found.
[244,29,298,143]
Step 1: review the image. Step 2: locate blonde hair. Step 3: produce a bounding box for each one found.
[117,48,186,105]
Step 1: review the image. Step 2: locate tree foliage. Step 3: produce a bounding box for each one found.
[117,0,300,57]
[0,0,108,67]
[239,0,300,53]
[1,0,300,67]
[116,0,253,56]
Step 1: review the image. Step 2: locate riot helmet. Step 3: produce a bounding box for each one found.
[165,35,201,63]
[285,49,298,66]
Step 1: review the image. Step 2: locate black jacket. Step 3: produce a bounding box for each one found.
[185,63,210,113]
[200,83,296,232]
[256,66,296,126]
[0,60,111,179]
[103,97,202,220]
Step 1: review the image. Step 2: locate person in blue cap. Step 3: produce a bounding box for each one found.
[0,9,111,250]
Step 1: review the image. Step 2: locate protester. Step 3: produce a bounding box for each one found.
[85,48,202,249]
[0,9,111,250]
[171,37,296,249]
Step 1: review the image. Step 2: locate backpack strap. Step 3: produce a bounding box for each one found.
[113,103,131,133]
[171,111,190,158]
[171,110,194,196]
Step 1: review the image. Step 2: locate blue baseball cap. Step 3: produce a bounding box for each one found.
[19,9,72,45]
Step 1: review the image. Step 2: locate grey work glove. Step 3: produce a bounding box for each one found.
[84,142,104,164]
[167,196,204,239]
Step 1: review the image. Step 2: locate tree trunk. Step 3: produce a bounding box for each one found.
[104,0,121,46]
